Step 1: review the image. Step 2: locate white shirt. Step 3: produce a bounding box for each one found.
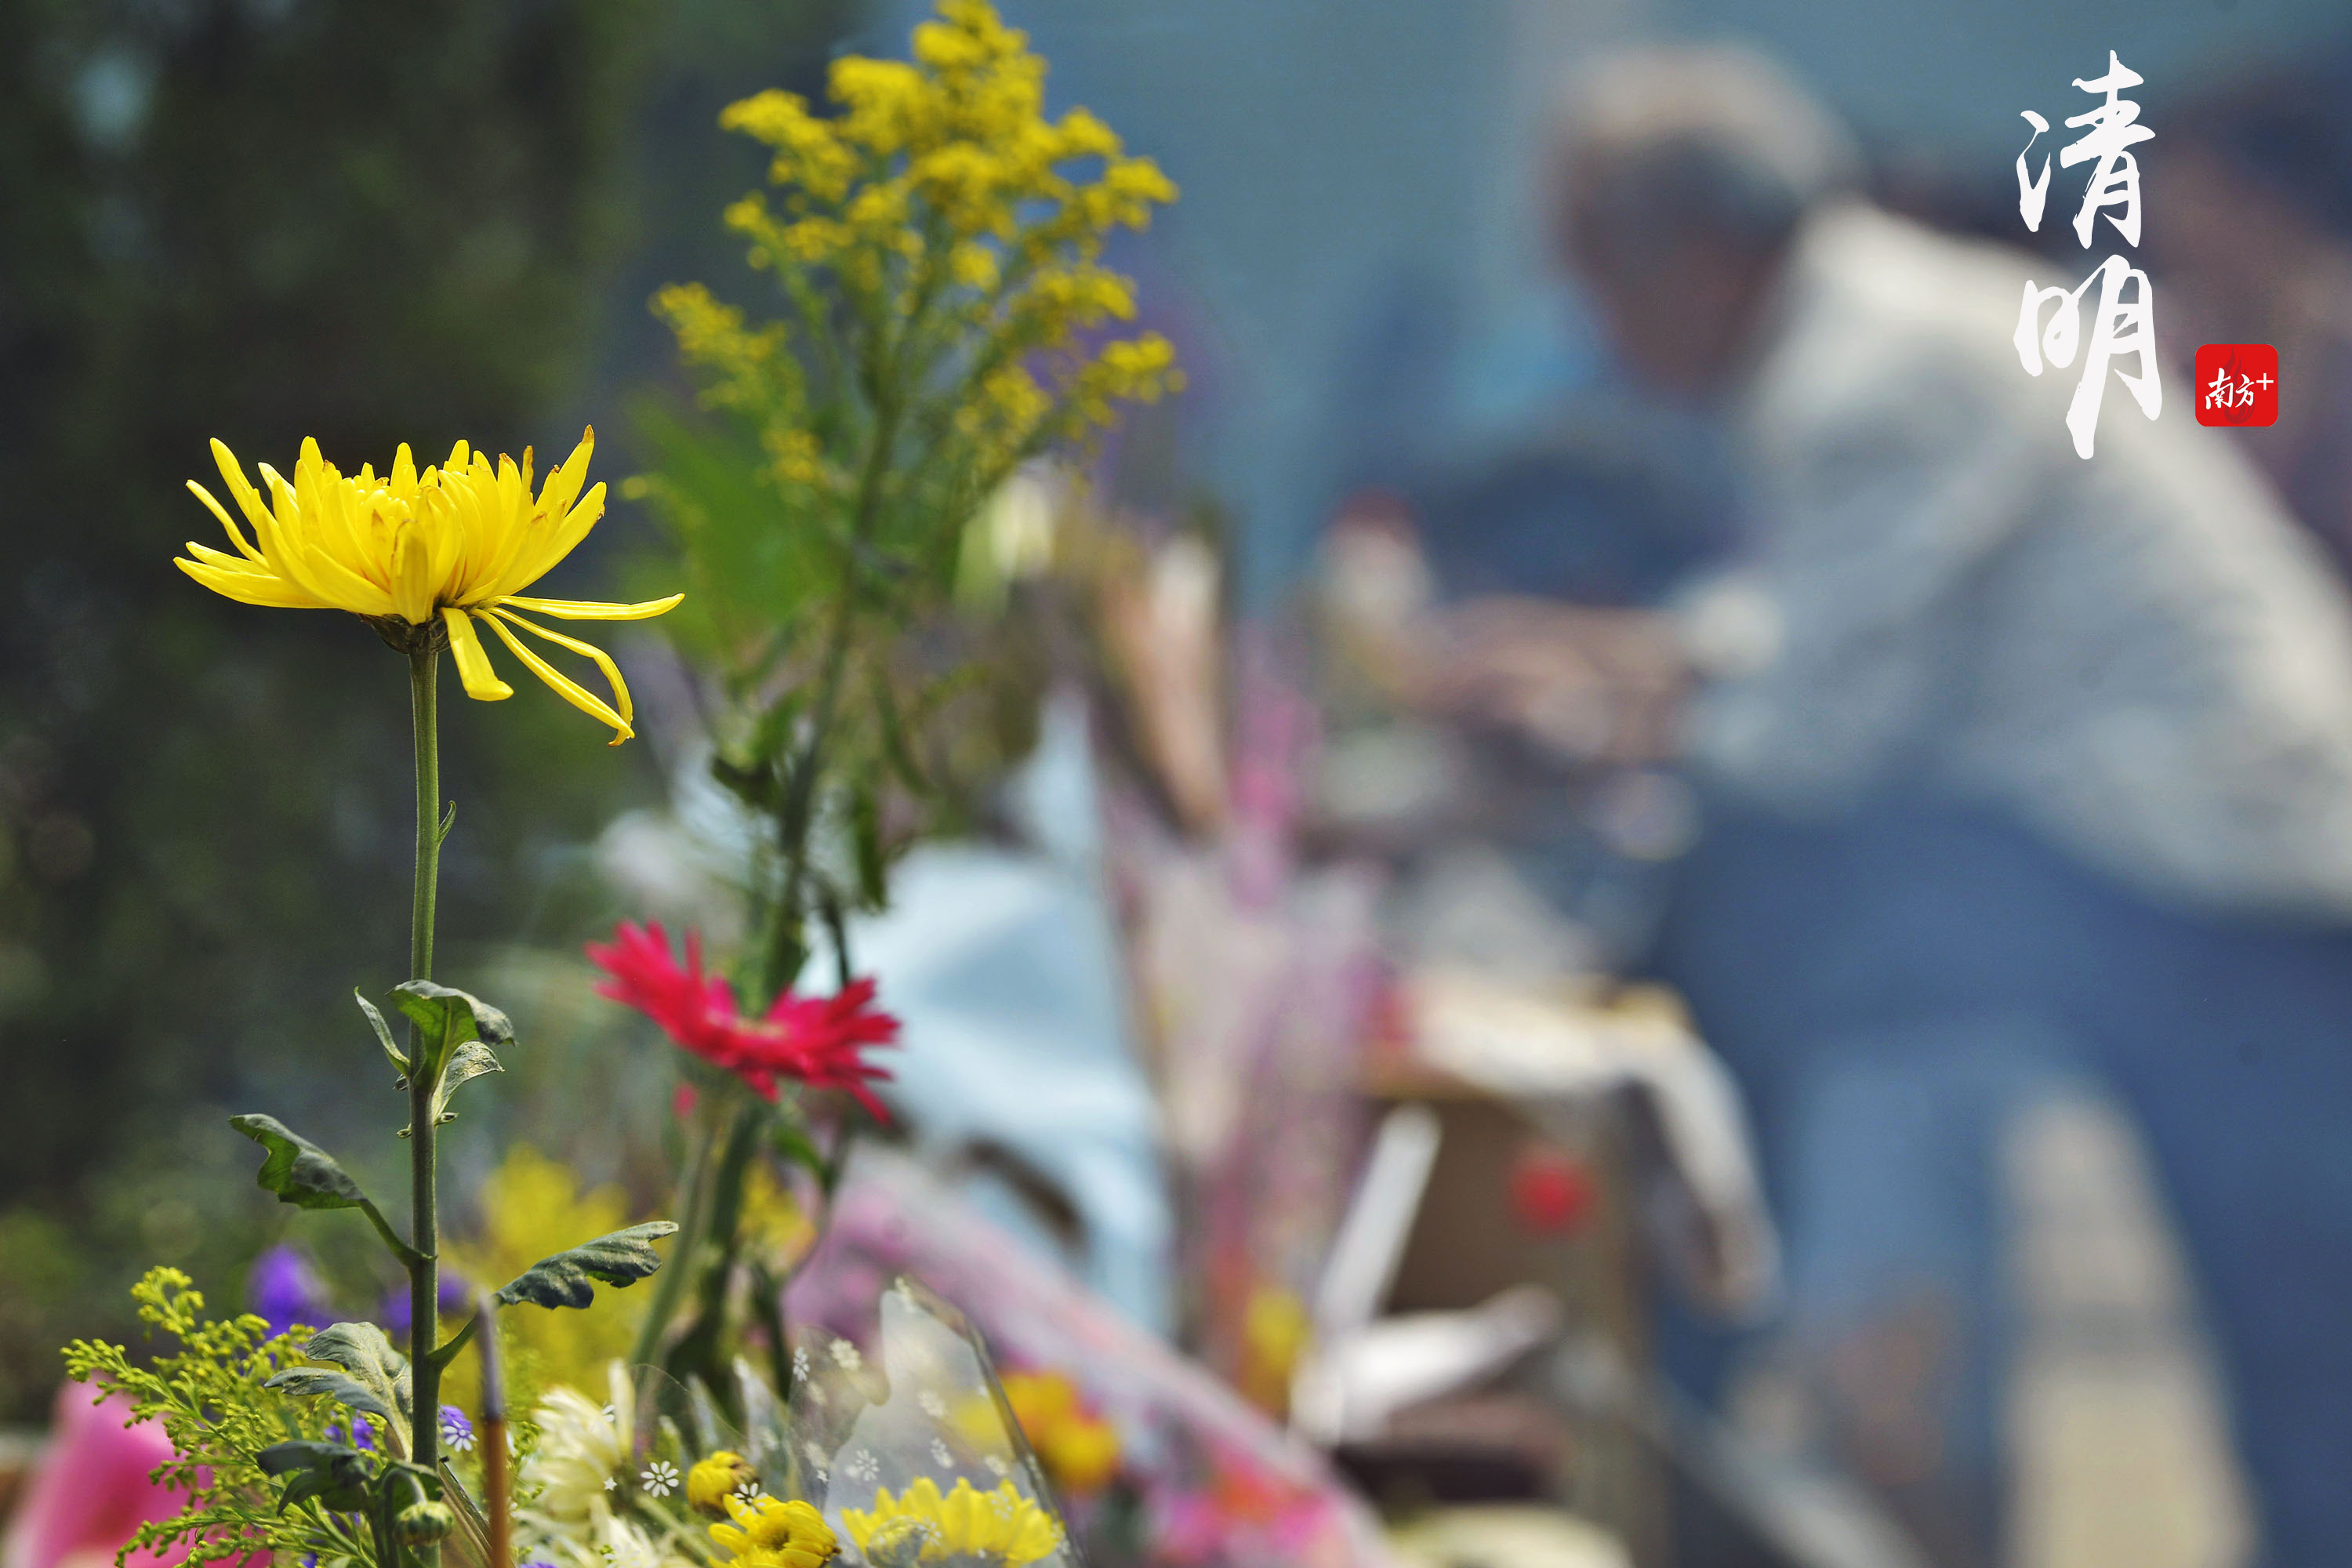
[1683,203,2352,921]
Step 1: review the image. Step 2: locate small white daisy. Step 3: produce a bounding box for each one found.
[828,1339,862,1371]
[604,1475,617,1492]
[917,1390,948,1419]
[792,1346,812,1381]
[983,1454,1011,1479]
[640,1459,680,1497]
[930,1438,954,1468]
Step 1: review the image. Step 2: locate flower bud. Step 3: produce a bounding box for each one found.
[393,1499,456,1545]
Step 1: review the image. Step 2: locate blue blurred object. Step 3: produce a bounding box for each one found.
[840,693,1176,1337]
[1651,797,2352,1566]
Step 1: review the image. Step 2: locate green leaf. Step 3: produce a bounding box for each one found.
[400,1038,503,1138]
[390,980,514,1054]
[437,1036,502,1111]
[495,1221,680,1310]
[230,1114,366,1211]
[264,1367,400,1429]
[277,1321,415,1446]
[258,1439,377,1513]
[771,1118,831,1185]
[388,981,514,1107]
[357,989,408,1080]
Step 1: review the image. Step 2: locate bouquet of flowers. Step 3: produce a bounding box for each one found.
[56,7,1179,1567]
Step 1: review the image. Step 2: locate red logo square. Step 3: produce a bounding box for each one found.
[2195,343,2279,426]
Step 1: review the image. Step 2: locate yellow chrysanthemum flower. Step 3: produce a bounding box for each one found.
[840,1477,1060,1567]
[176,429,682,742]
[688,1450,760,1518]
[711,1492,839,1568]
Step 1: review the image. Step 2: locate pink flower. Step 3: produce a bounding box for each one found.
[586,920,898,1120]
[1,1387,191,1568]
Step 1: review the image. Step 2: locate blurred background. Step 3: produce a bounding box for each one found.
[5,2,2352,1566]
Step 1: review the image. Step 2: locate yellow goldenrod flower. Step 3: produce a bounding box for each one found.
[840,1476,1060,1567]
[688,1450,761,1518]
[176,429,682,743]
[659,0,1181,519]
[712,1492,839,1567]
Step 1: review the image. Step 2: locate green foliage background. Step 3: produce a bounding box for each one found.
[0,0,852,1424]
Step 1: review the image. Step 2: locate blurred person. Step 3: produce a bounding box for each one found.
[2147,60,2352,579]
[1415,43,2352,1568]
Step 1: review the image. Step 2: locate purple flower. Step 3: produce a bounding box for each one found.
[246,1245,332,1339]
[378,1272,472,1338]
[438,1405,475,1454]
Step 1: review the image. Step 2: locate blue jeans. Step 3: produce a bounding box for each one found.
[1646,798,2352,1567]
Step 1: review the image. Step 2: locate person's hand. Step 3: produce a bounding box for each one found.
[1417,596,1689,764]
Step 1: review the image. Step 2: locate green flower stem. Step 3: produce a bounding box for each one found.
[758,389,901,1011]
[630,1087,721,1369]
[406,646,443,1493]
[659,1100,767,1392]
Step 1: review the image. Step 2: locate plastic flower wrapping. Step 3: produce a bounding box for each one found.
[788,1151,1394,1568]
[779,1279,1076,1568]
[510,1279,1076,1568]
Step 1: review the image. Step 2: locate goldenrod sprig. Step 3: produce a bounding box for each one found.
[626,0,1177,1397]
[64,1269,368,1568]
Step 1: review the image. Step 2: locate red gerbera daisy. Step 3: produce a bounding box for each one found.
[586,920,898,1120]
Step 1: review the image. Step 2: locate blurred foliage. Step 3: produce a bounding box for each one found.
[637,0,1178,1006]
[0,0,854,1423]
[441,1143,643,1419]
[614,1,1183,1399]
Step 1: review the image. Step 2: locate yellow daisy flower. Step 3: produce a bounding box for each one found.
[710,1492,839,1568]
[840,1476,1060,1566]
[176,429,682,742]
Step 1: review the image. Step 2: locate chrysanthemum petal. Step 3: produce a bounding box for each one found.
[485,607,635,724]
[260,463,397,615]
[391,526,439,625]
[185,481,269,564]
[209,439,276,538]
[535,429,596,530]
[443,608,515,702]
[486,481,608,601]
[175,557,328,608]
[481,608,633,742]
[496,593,687,622]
